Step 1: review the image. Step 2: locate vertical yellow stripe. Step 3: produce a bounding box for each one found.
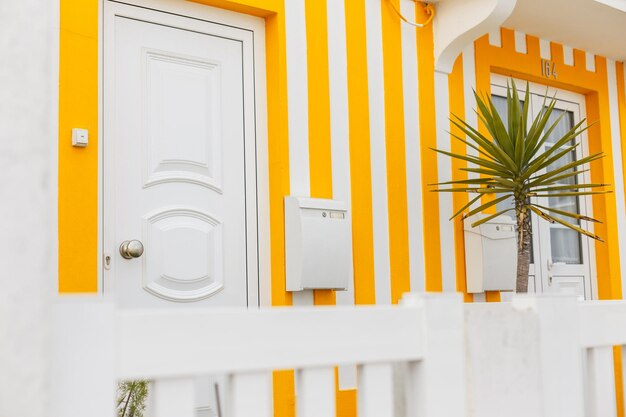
[618,71,626,416]
[586,57,623,302]
[335,368,356,417]
[304,3,347,412]
[336,385,357,417]
[58,0,99,293]
[340,4,375,410]
[345,0,376,306]
[266,10,296,417]
[448,55,474,302]
[617,62,626,243]
[416,3,442,292]
[612,64,626,417]
[266,11,291,309]
[616,346,625,417]
[473,34,500,303]
[305,0,336,306]
[381,0,411,304]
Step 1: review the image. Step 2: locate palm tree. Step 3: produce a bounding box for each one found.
[432,80,608,292]
[117,380,149,417]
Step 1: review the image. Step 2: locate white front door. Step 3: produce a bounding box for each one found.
[104,3,264,416]
[530,95,593,299]
[104,2,261,309]
[491,77,595,299]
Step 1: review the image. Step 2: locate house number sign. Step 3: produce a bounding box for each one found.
[541,59,558,79]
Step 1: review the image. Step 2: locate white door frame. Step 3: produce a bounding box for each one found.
[100,0,270,307]
[491,74,598,299]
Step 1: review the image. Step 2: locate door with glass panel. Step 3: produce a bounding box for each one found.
[491,79,594,299]
[530,93,593,298]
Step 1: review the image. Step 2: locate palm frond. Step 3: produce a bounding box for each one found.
[450,194,482,220]
[530,183,608,193]
[532,203,601,223]
[470,209,515,227]
[461,194,511,219]
[432,78,608,246]
[529,206,603,241]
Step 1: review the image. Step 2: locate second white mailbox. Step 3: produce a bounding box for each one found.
[285,196,351,291]
[464,214,517,293]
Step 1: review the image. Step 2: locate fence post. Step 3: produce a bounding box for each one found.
[0,0,59,415]
[402,292,466,417]
[50,301,116,417]
[512,295,585,417]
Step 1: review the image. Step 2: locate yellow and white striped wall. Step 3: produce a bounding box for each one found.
[58,0,626,415]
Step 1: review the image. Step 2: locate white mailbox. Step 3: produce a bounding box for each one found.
[464,214,517,293]
[285,197,351,291]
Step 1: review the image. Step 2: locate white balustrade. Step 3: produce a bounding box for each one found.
[48,294,626,417]
[51,293,465,417]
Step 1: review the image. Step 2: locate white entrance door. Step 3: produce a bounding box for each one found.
[104,3,264,416]
[104,3,261,309]
[530,94,594,299]
[105,10,254,307]
[491,77,594,299]
[103,1,258,308]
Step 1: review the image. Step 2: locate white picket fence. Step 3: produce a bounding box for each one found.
[48,294,626,417]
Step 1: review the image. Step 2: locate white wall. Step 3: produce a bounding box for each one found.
[0,0,58,415]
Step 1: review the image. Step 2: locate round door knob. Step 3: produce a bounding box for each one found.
[119,240,144,259]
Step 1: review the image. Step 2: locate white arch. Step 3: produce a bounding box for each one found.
[433,0,517,74]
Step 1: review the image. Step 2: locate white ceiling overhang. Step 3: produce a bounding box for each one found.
[432,0,626,73]
[504,0,626,62]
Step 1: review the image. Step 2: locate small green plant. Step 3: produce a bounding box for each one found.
[117,380,149,417]
[432,80,608,292]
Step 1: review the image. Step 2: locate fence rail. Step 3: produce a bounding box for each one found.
[49,294,626,417]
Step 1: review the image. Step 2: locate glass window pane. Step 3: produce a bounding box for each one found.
[550,228,582,264]
[491,95,517,215]
[542,108,582,264]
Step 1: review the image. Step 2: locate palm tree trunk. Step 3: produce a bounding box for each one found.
[121,384,135,417]
[516,206,532,293]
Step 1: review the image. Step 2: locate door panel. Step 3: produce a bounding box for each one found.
[144,50,223,190]
[143,208,223,302]
[111,16,248,309]
[543,275,586,298]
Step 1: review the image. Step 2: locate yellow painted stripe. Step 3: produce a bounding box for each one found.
[345,0,376,305]
[586,56,623,301]
[58,0,99,293]
[416,3,442,292]
[336,387,357,417]
[265,8,296,417]
[381,0,411,304]
[303,2,344,411]
[448,55,474,303]
[607,57,626,412]
[305,0,336,306]
[266,10,292,309]
[190,0,280,16]
[335,368,356,417]
[473,34,500,303]
[617,62,626,261]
